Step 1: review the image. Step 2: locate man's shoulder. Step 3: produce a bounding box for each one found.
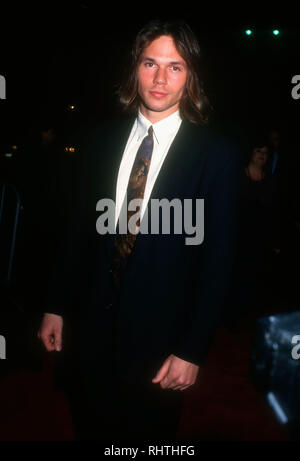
[183,121,241,166]
[77,115,135,160]
[82,115,135,143]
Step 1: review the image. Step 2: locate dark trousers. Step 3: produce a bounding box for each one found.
[62,307,184,441]
[68,369,184,441]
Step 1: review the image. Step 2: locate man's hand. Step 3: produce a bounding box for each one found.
[152,354,199,391]
[38,313,63,352]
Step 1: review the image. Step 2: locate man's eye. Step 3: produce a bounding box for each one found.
[172,66,181,71]
[145,62,154,67]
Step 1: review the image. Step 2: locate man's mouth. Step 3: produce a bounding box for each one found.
[149,91,168,99]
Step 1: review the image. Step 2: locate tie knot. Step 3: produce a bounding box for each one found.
[148,125,154,136]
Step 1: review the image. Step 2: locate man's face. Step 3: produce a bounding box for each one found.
[137,35,188,120]
[270,130,280,151]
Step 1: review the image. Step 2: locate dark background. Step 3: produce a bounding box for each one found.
[1,2,300,149]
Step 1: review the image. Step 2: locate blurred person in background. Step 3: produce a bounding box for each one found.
[233,135,280,322]
[267,128,281,178]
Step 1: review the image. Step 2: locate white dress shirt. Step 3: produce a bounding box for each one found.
[115,109,182,228]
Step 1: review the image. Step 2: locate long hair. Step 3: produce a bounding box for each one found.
[118,19,212,125]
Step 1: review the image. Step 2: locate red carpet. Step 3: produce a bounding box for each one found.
[178,325,290,441]
[0,321,291,441]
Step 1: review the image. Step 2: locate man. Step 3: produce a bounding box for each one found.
[38,20,241,440]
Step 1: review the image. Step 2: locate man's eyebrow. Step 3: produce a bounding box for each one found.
[141,56,156,62]
[141,56,186,66]
[169,61,186,66]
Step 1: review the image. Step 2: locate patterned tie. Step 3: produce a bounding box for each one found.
[112,125,154,290]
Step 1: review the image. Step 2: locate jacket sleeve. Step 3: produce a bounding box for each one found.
[42,206,86,318]
[172,145,242,366]
[41,129,94,318]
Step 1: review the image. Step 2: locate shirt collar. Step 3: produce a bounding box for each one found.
[136,110,182,145]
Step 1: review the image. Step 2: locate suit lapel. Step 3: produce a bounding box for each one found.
[94,116,135,261]
[140,120,208,230]
[148,120,191,200]
[94,116,135,202]
[99,117,209,262]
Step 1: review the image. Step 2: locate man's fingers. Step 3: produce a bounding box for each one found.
[38,313,64,352]
[160,375,172,388]
[160,371,185,389]
[162,379,192,391]
[54,330,62,351]
[40,329,62,352]
[160,373,196,390]
[154,355,199,390]
[171,383,191,391]
[41,332,56,351]
[152,357,171,383]
[161,375,186,389]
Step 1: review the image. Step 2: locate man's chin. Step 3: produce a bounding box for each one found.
[143,100,174,113]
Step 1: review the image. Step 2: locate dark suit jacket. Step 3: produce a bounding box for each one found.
[44,116,242,383]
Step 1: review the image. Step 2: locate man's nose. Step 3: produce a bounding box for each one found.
[153,67,167,85]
